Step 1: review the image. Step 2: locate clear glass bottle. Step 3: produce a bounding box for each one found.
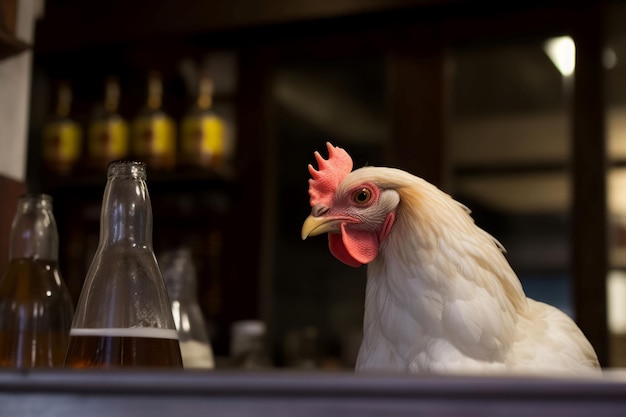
[161,247,214,369]
[0,194,74,368]
[42,81,83,176]
[180,72,228,173]
[64,161,183,369]
[132,71,176,171]
[87,77,129,171]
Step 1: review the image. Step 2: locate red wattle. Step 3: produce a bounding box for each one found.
[328,223,380,267]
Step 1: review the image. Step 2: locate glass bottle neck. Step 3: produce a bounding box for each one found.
[56,82,72,118]
[100,162,153,247]
[9,194,58,261]
[104,77,120,114]
[197,74,213,110]
[147,72,163,111]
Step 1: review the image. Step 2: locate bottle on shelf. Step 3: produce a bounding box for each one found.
[230,320,272,370]
[161,247,215,369]
[87,77,129,172]
[179,72,230,175]
[64,161,183,369]
[41,81,83,176]
[0,194,74,368]
[132,71,176,171]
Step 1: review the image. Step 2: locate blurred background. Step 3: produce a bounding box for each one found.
[2,0,626,369]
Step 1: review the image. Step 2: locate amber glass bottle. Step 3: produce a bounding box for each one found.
[132,71,176,170]
[0,194,74,368]
[180,72,229,173]
[87,77,129,171]
[64,161,183,369]
[41,81,83,175]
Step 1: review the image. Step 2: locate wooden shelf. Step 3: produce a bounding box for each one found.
[39,165,238,194]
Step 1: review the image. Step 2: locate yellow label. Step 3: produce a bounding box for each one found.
[181,115,224,159]
[132,116,175,157]
[42,121,82,163]
[88,118,129,159]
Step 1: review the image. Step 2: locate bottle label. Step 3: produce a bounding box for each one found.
[42,121,82,163]
[181,115,225,167]
[88,119,129,160]
[132,116,175,157]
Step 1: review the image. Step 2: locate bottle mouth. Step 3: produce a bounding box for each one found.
[18,193,53,209]
[107,160,147,179]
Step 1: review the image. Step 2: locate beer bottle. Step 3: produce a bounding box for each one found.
[87,77,129,171]
[0,194,74,368]
[161,248,214,369]
[179,72,230,174]
[41,81,83,176]
[131,71,176,171]
[64,161,183,369]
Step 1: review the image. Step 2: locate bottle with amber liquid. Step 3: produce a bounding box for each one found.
[132,72,176,171]
[180,72,230,174]
[42,81,83,176]
[64,161,182,369]
[0,194,74,368]
[87,77,129,171]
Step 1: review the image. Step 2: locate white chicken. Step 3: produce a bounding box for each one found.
[301,142,600,375]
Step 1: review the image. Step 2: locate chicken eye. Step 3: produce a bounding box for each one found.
[354,188,372,204]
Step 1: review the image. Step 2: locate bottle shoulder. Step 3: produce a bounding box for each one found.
[0,259,72,303]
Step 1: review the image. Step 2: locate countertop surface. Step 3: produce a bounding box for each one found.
[1,368,626,416]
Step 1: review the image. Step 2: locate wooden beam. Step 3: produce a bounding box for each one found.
[571,2,609,367]
[34,0,583,54]
[33,0,453,52]
[385,24,448,189]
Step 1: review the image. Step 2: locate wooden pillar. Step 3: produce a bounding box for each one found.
[0,175,26,274]
[216,45,275,354]
[385,25,448,190]
[571,3,609,366]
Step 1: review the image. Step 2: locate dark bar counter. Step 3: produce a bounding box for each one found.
[2,369,626,416]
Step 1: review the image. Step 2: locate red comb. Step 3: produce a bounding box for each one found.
[308,142,353,207]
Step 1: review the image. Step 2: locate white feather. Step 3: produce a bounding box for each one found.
[342,167,600,375]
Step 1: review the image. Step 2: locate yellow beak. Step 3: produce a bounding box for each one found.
[301,215,344,240]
